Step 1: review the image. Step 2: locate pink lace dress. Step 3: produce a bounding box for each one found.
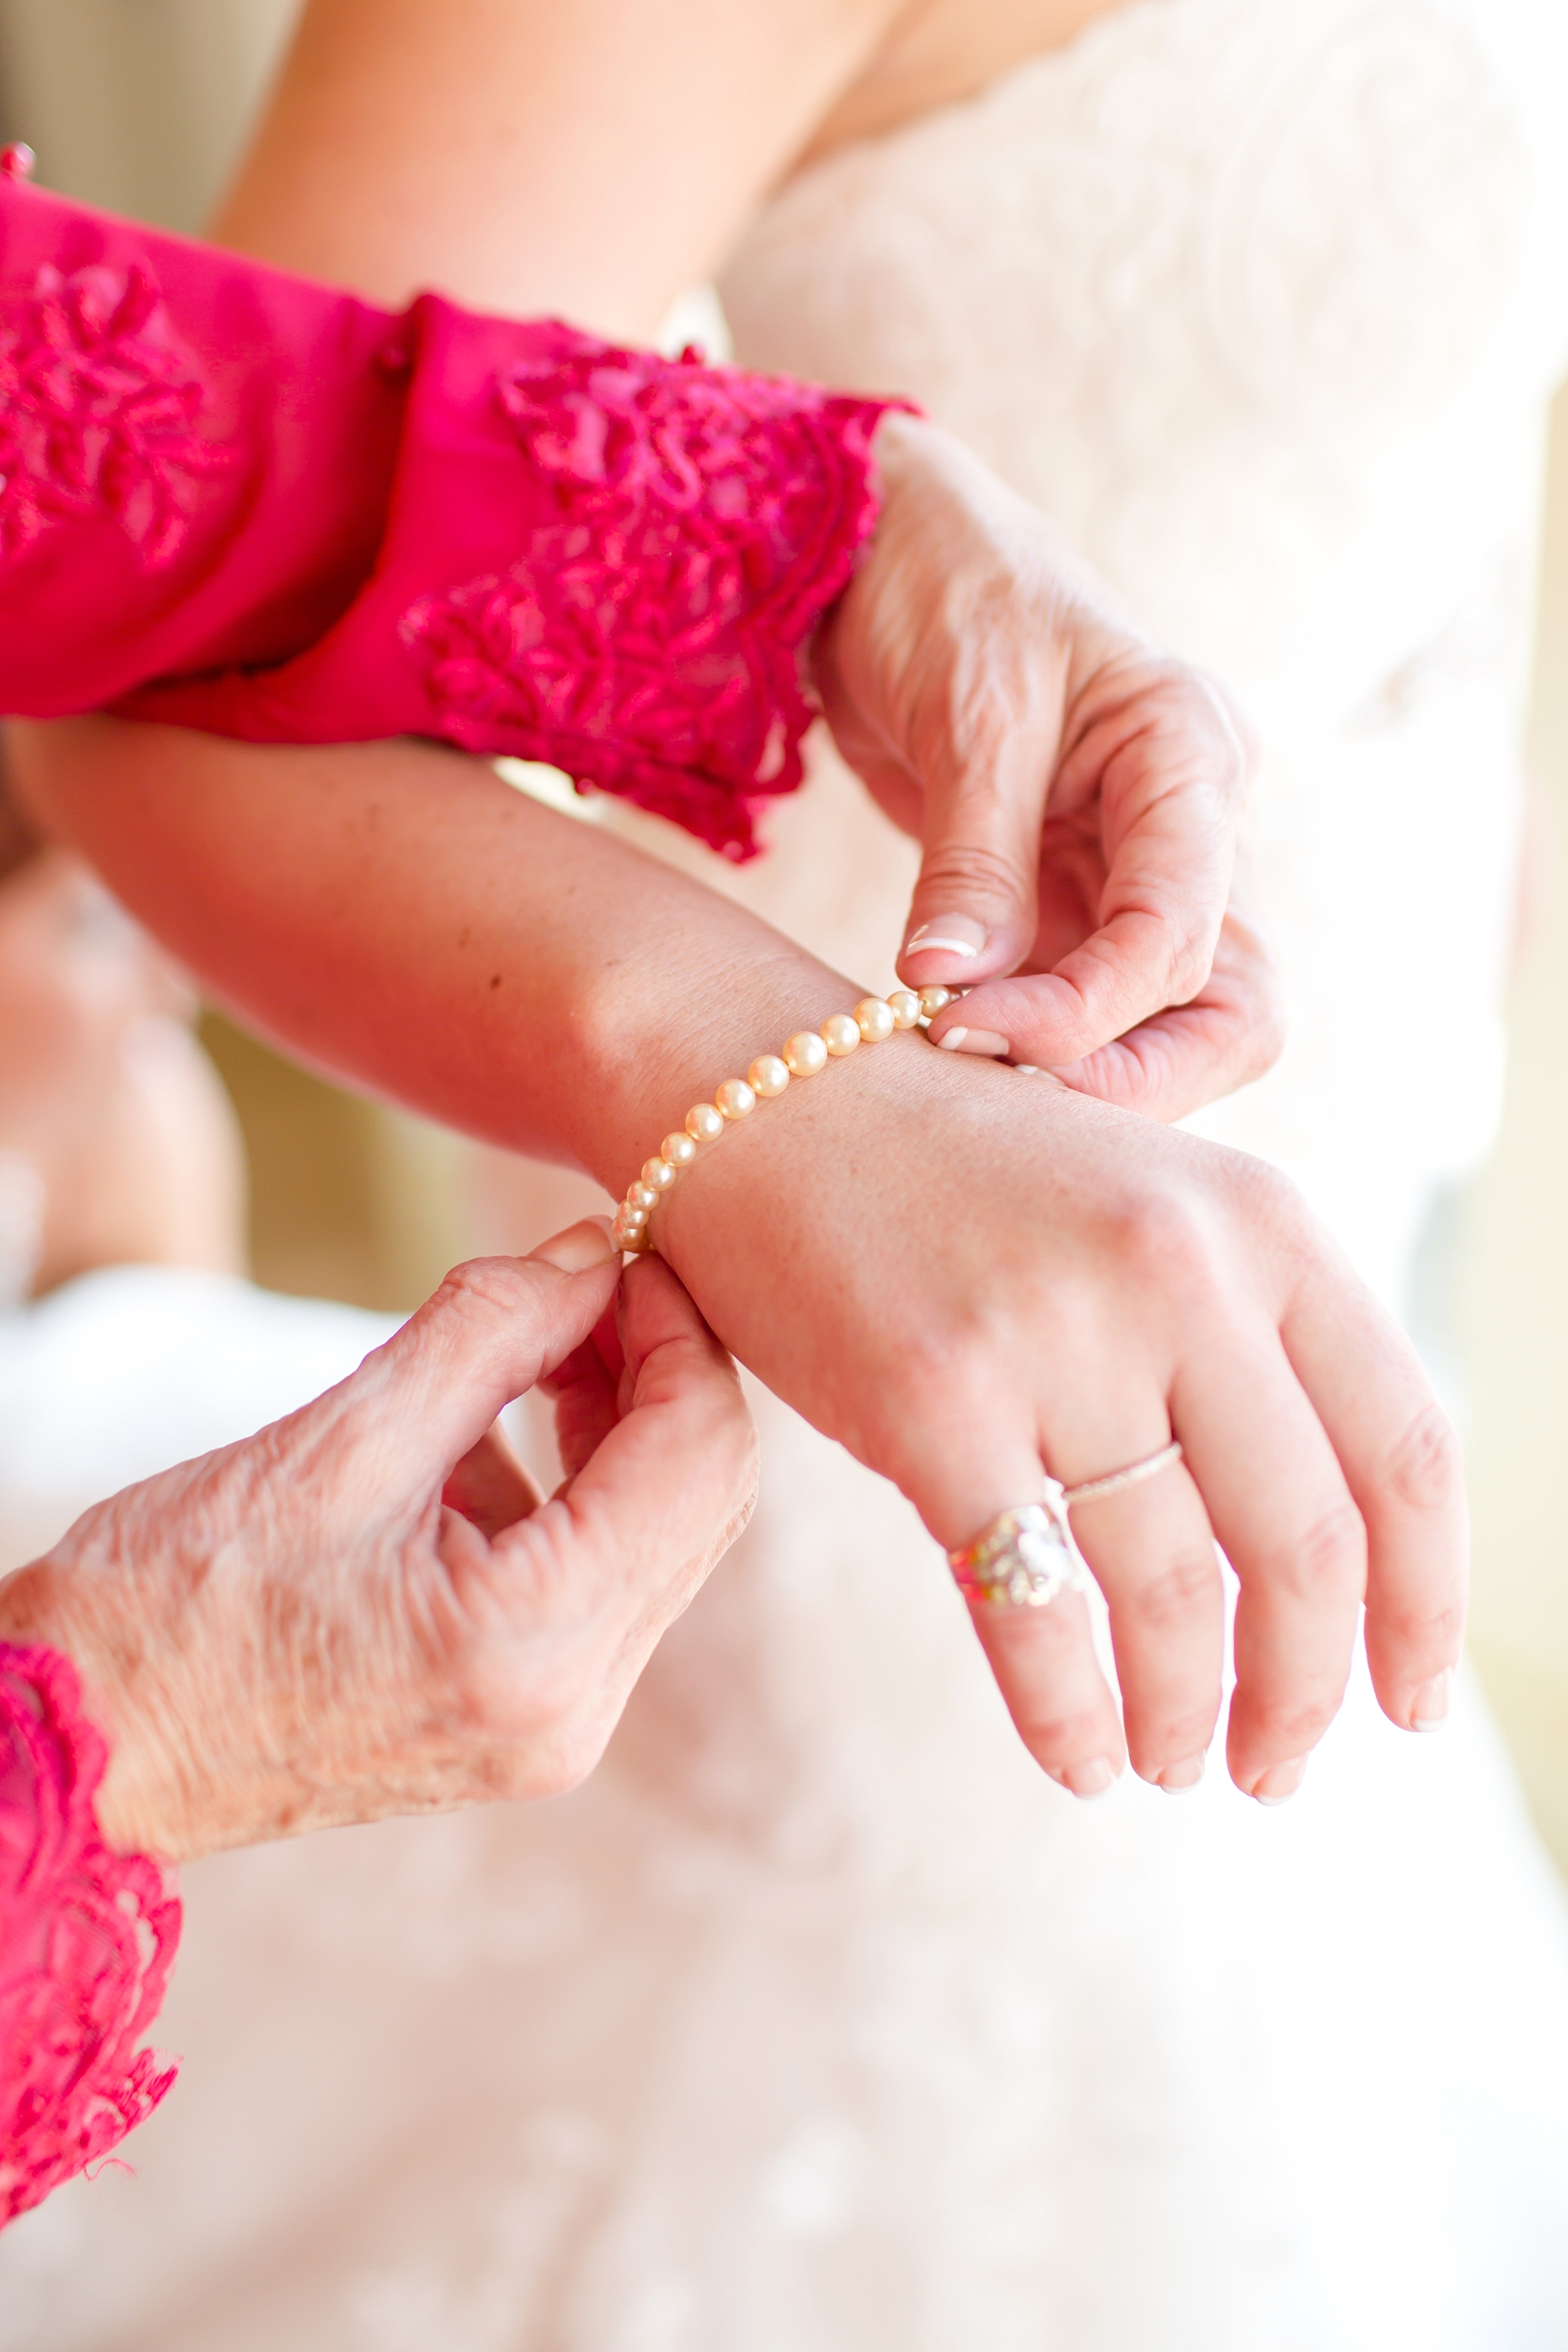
[0,1645,178,2229]
[0,158,898,2223]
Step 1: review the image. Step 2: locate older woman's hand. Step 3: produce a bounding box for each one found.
[817,413,1282,1121]
[0,1225,757,1860]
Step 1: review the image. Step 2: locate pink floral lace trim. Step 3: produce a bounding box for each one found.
[401,339,897,860]
[0,1642,180,2228]
[0,256,231,568]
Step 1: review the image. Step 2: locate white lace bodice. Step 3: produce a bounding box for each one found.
[721,0,1568,1300]
[730,0,1568,695]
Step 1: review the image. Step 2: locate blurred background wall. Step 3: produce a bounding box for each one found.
[2,0,1566,1860]
[0,0,472,1316]
[1463,404,1568,1867]
[0,0,296,232]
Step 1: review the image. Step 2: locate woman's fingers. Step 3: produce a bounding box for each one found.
[441,1422,544,1537]
[506,1255,758,1646]
[964,1589,1127,1795]
[1066,1460,1225,1789]
[894,709,1057,997]
[921,659,1247,1071]
[435,1258,755,1798]
[991,886,1284,1122]
[1280,1255,1468,1734]
[539,1309,624,1480]
[1169,1331,1368,1800]
[899,1412,1127,1793]
[958,1438,1225,1797]
[332,1221,620,1498]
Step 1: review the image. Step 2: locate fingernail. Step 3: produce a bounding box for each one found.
[1252,1755,1308,1806]
[1158,1753,1206,1794]
[1051,1756,1117,1799]
[1410,1667,1453,1733]
[528,1215,618,1272]
[906,913,987,960]
[935,1026,1012,1057]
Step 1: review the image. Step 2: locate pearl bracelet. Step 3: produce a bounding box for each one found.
[611,984,959,1254]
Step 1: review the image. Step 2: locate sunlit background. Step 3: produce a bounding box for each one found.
[3,0,1565,1864]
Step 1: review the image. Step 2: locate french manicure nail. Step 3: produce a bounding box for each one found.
[1051,1756,1117,1799]
[935,1026,1012,1056]
[906,913,987,960]
[528,1215,618,1272]
[1410,1667,1454,1732]
[1158,1753,1206,1794]
[1252,1755,1308,1807]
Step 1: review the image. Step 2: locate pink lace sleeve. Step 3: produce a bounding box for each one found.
[128,303,905,860]
[0,1642,180,2230]
[0,162,909,861]
[0,157,404,707]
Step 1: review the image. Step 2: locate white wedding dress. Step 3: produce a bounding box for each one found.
[7,2,1568,2346]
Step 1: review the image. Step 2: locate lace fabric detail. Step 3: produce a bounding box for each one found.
[400,339,898,860]
[0,1642,180,2229]
[0,260,230,568]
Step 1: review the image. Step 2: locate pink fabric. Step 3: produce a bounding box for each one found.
[0,165,403,701]
[0,1642,180,2229]
[0,169,903,858]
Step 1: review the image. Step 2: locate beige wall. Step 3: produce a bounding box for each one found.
[0,0,468,1317]
[0,0,296,232]
[1464,381,1568,1870]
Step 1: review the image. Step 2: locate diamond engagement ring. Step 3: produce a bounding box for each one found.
[948,1443,1185,1609]
[948,1483,1087,1609]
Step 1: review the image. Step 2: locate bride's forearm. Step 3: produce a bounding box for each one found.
[6,718,858,1195]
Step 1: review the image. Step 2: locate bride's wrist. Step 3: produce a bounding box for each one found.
[648,993,1017,1266]
[564,929,866,1201]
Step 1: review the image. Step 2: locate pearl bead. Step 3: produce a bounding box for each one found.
[626,982,931,1240]
[714,1077,757,1120]
[783,1030,829,1076]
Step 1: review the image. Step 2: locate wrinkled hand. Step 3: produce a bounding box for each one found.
[0,1225,757,1860]
[815,412,1283,1120]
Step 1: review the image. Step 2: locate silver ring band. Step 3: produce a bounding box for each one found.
[948,1441,1184,1610]
[1062,1439,1183,1508]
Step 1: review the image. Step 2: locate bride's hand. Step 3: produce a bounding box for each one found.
[655,1034,1465,1801]
[0,1228,756,1860]
[817,412,1282,1121]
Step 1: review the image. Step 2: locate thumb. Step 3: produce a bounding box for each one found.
[332,1218,621,1499]
[894,727,1053,1011]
